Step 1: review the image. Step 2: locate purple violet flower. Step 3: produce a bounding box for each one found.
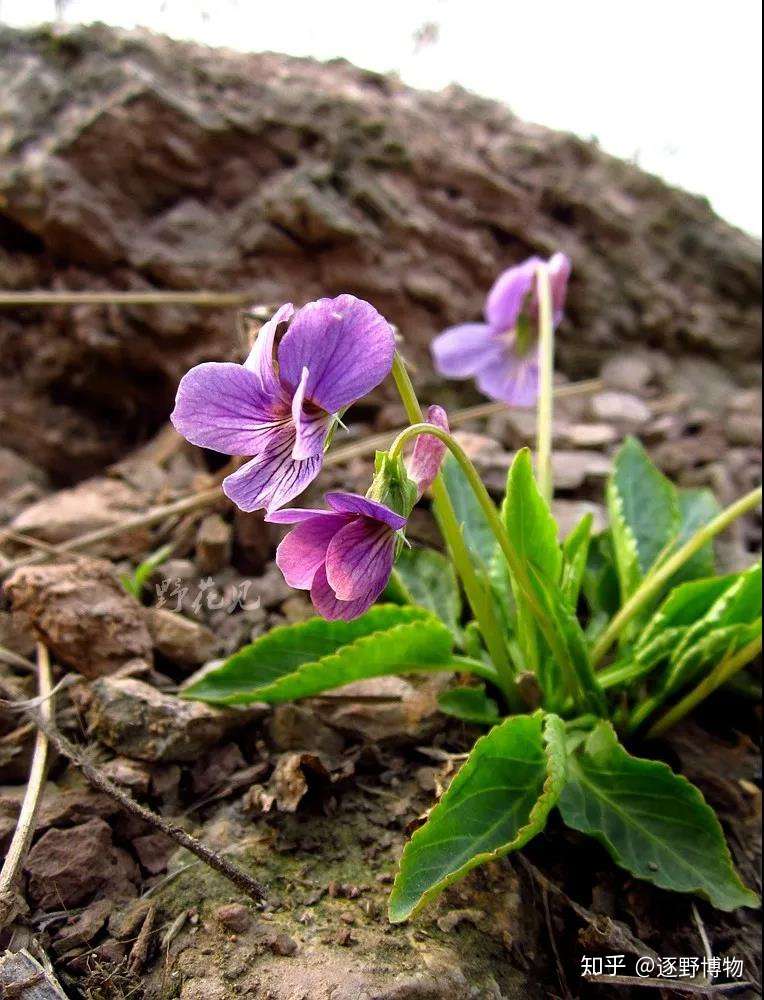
[267,492,406,621]
[431,252,571,406]
[407,404,449,497]
[171,296,395,513]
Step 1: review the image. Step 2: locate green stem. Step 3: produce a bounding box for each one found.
[598,657,658,691]
[645,633,762,738]
[535,263,555,505]
[451,655,502,685]
[592,486,763,667]
[390,355,520,708]
[627,692,661,733]
[386,407,604,714]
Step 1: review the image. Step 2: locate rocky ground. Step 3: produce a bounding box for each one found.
[0,20,761,1000]
[0,335,761,999]
[0,23,761,481]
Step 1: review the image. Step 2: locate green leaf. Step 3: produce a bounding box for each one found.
[667,563,762,680]
[495,451,604,713]
[440,452,515,644]
[561,513,593,610]
[607,437,680,601]
[665,620,762,697]
[669,489,720,585]
[391,547,462,639]
[558,721,759,911]
[120,543,174,600]
[600,628,689,692]
[437,685,501,725]
[638,574,741,650]
[182,605,464,705]
[441,452,498,569]
[501,448,562,680]
[582,531,621,638]
[183,605,443,704]
[389,712,567,922]
[527,564,607,715]
[503,449,562,586]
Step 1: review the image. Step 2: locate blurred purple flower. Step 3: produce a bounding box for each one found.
[431,252,571,406]
[407,404,449,497]
[171,296,395,513]
[267,492,406,620]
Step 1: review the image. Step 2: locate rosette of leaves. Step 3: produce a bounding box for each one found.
[184,439,760,921]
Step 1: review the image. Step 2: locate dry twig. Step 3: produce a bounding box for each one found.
[0,643,53,929]
[11,668,267,904]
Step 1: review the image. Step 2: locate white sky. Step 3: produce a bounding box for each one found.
[2,0,762,237]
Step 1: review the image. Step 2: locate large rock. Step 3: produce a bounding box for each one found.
[0,23,760,481]
[24,817,140,910]
[4,557,153,678]
[87,677,263,761]
[10,476,152,558]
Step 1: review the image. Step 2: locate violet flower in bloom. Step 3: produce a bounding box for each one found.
[267,493,407,621]
[171,296,395,513]
[431,253,571,406]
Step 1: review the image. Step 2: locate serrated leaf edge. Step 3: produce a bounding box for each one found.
[561,723,759,911]
[182,604,433,701]
[188,615,455,705]
[388,712,567,922]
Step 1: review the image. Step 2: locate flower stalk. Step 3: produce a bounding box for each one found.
[388,367,605,715]
[535,263,555,505]
[390,355,521,708]
[592,485,763,667]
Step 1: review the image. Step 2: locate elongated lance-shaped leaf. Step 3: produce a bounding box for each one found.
[503,448,562,586]
[183,605,437,703]
[600,627,688,692]
[664,620,762,697]
[665,562,762,684]
[607,437,680,602]
[558,721,759,911]
[502,450,604,714]
[440,452,514,643]
[184,614,459,705]
[669,488,720,585]
[390,547,463,640]
[501,448,562,692]
[561,513,593,611]
[441,452,498,569]
[389,712,567,922]
[638,574,740,651]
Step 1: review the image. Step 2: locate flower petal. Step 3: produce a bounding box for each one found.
[325,518,396,602]
[310,564,380,621]
[243,302,294,398]
[547,252,572,326]
[275,513,348,589]
[484,257,539,331]
[171,362,287,455]
[222,428,322,513]
[430,323,499,377]
[266,508,343,524]
[277,295,395,413]
[407,404,449,497]
[291,366,330,461]
[475,350,539,407]
[325,492,407,530]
